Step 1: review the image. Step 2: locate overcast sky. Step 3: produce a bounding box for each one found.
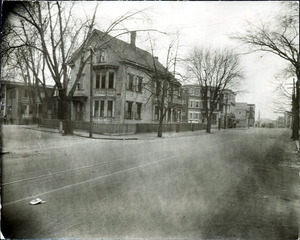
[75,1,291,120]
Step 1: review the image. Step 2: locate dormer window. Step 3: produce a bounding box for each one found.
[97,49,106,63]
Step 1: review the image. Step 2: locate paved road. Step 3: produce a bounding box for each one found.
[1,126,299,239]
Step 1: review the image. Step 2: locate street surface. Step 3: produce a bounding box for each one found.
[1,126,299,239]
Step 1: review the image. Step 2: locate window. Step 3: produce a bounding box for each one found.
[21,104,26,115]
[101,72,106,89]
[189,88,194,95]
[174,86,179,96]
[10,89,16,98]
[195,101,199,108]
[155,106,159,120]
[189,112,193,120]
[137,77,143,92]
[136,102,142,119]
[128,74,134,91]
[107,100,113,117]
[96,73,100,89]
[77,74,85,90]
[97,49,106,63]
[190,100,193,108]
[101,49,106,62]
[24,89,28,97]
[182,111,185,117]
[108,72,114,89]
[77,81,82,90]
[100,100,105,117]
[94,100,99,117]
[126,101,133,119]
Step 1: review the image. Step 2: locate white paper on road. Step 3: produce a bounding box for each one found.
[30,198,46,205]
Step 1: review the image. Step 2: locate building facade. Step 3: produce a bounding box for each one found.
[234,102,255,127]
[182,85,236,127]
[182,85,203,123]
[68,30,183,124]
[247,103,255,127]
[219,89,236,128]
[1,80,52,124]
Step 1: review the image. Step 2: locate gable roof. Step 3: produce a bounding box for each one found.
[68,29,167,74]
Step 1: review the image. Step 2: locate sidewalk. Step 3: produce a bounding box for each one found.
[21,125,214,140]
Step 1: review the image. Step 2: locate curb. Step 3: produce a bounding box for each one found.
[295,140,299,152]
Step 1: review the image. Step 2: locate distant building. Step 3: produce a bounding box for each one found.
[234,102,255,128]
[182,85,236,127]
[219,89,236,128]
[259,118,274,128]
[235,102,248,127]
[247,104,255,127]
[1,80,52,124]
[182,85,203,123]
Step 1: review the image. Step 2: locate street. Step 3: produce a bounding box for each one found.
[1,126,299,239]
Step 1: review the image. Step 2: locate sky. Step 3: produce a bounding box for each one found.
[71,1,293,120]
[4,1,293,120]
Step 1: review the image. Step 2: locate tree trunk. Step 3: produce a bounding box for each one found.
[62,95,73,135]
[158,106,164,138]
[291,78,299,140]
[206,114,211,133]
[157,121,163,138]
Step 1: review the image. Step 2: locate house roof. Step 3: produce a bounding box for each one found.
[1,80,54,89]
[68,29,167,75]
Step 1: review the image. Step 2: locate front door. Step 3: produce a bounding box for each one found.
[74,102,84,121]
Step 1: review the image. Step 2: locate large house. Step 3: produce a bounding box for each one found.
[182,85,236,127]
[67,30,183,124]
[1,80,52,124]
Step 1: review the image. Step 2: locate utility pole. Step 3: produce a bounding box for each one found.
[89,47,94,138]
[224,96,228,129]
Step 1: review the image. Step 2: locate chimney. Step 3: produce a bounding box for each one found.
[130,31,136,47]
[154,56,158,61]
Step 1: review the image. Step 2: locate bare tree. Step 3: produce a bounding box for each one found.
[231,1,299,140]
[185,47,244,133]
[2,1,96,133]
[141,33,182,137]
[4,1,148,135]
[271,65,295,114]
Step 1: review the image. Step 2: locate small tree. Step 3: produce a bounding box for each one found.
[231,2,299,140]
[141,33,182,137]
[185,47,244,133]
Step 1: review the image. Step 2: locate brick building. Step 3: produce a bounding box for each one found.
[182,85,236,127]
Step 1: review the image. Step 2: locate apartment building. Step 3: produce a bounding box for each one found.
[182,85,203,123]
[182,85,236,127]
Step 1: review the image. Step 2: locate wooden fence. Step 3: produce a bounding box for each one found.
[38,118,207,135]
